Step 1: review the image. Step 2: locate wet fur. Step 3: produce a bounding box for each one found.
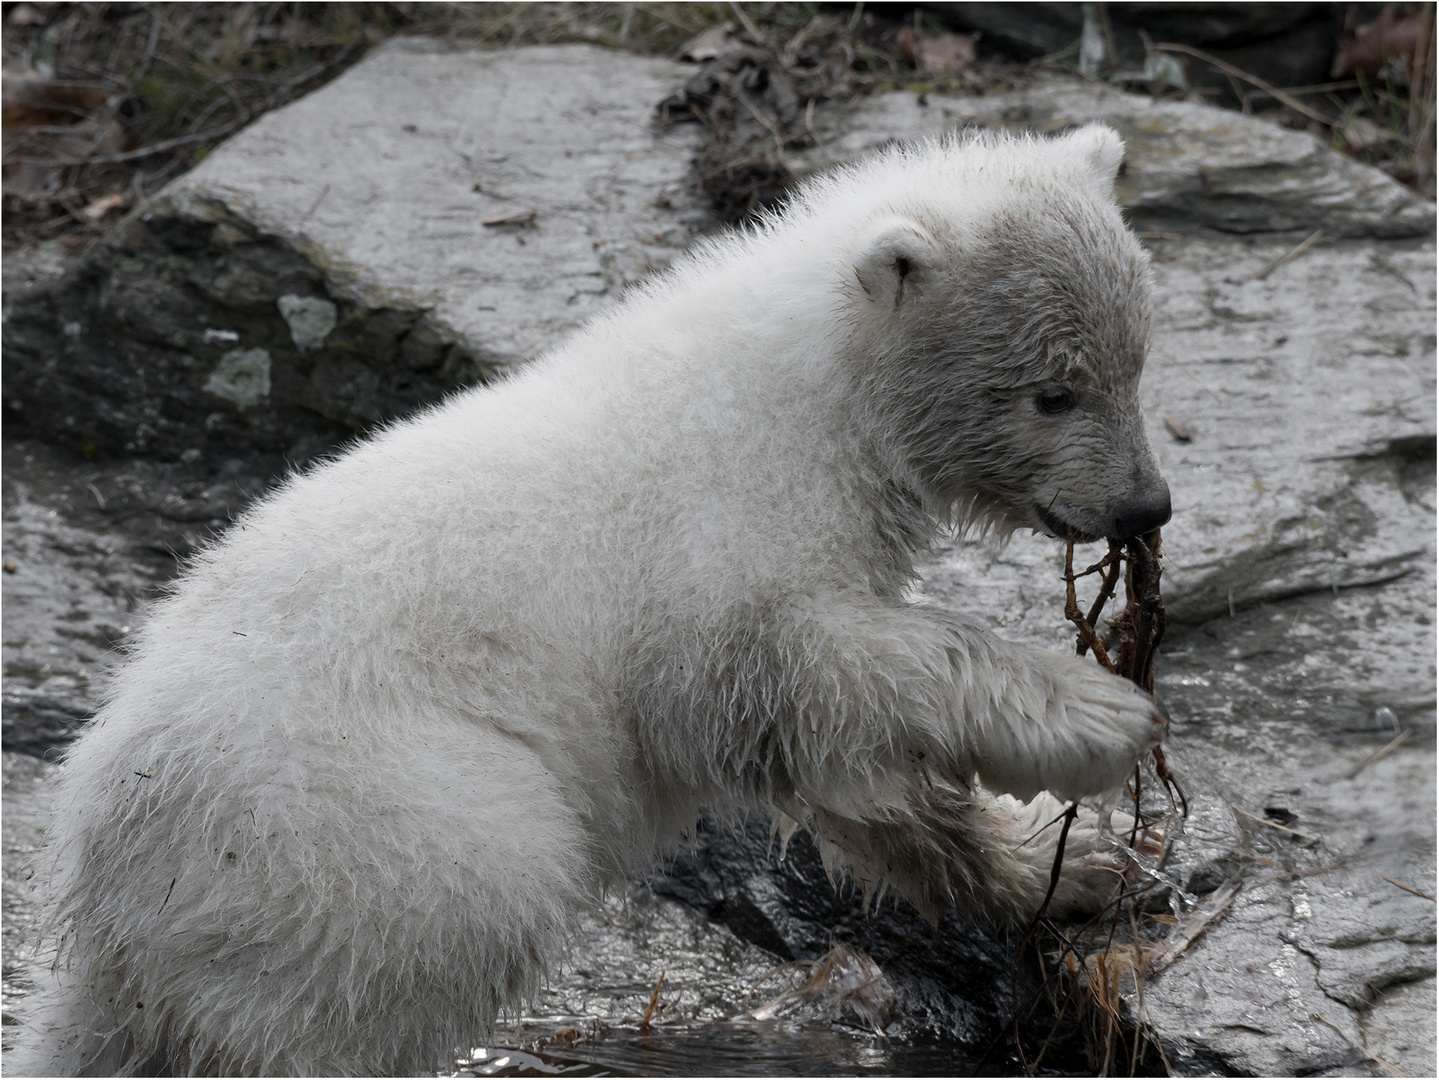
[13,127,1165,1076]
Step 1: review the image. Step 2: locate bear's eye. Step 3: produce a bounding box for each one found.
[1036,388,1075,415]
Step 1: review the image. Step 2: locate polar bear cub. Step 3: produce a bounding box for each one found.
[14,125,1169,1076]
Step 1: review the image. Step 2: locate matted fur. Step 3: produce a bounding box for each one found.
[11,125,1168,1077]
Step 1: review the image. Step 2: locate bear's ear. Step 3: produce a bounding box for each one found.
[1060,123,1125,186]
[853,217,937,308]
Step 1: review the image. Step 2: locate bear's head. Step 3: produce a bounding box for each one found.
[842,125,1170,544]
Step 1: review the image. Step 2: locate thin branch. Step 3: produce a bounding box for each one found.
[1154,42,1337,126]
[14,121,246,167]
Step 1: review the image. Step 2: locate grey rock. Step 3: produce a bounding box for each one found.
[2,753,58,1033]
[276,295,337,353]
[796,80,1435,237]
[2,41,708,466]
[1363,978,1438,1077]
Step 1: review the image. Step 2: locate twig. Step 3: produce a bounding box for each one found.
[1152,745,1188,816]
[727,1,767,45]
[1008,800,1079,1067]
[1380,875,1436,902]
[1232,804,1320,844]
[1084,541,1125,639]
[1064,530,1117,670]
[298,183,330,226]
[1153,42,1337,125]
[1345,728,1412,779]
[1025,804,1079,940]
[739,958,813,1006]
[1147,877,1240,972]
[639,970,666,1030]
[1256,228,1325,280]
[15,120,246,167]
[1013,804,1080,850]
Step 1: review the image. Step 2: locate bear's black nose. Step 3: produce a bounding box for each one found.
[1111,487,1172,538]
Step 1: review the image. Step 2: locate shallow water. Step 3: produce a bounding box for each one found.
[448,889,1041,1077]
[458,1024,1007,1077]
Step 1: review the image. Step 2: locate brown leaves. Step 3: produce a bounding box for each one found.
[659,13,892,222]
[2,70,110,127]
[2,62,132,221]
[895,28,982,86]
[1,3,365,246]
[1331,5,1431,81]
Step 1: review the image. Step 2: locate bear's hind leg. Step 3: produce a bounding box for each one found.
[20,716,593,1077]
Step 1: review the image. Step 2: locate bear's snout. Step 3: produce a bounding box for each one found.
[1109,482,1172,539]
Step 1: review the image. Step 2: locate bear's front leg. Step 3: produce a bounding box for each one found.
[919,605,1165,803]
[955,631,1167,803]
[633,594,1162,821]
[777,596,1163,806]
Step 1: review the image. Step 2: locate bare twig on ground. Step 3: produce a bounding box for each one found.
[1309,1011,1404,1077]
[1153,42,1336,125]
[1231,805,1321,845]
[1345,728,1413,779]
[1255,228,1326,280]
[1146,878,1241,973]
[1380,875,1436,902]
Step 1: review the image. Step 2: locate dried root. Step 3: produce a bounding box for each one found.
[1009,529,1199,1076]
[1063,529,1187,816]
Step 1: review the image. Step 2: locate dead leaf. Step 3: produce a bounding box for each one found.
[81,192,126,221]
[916,32,979,79]
[1332,7,1427,80]
[7,4,46,28]
[2,69,109,127]
[894,27,918,68]
[1343,115,1399,151]
[481,210,537,229]
[1163,415,1192,441]
[678,23,740,64]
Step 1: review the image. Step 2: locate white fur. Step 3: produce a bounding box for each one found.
[12,126,1167,1076]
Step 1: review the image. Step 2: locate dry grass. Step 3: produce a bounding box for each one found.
[2,3,979,240]
[8,3,1429,254]
[1,2,742,249]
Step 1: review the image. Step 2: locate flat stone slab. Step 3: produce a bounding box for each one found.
[176,40,708,366]
[797,79,1436,238]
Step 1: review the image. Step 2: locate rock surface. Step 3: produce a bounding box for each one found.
[2,41,708,466]
[3,42,1434,1077]
[795,81,1436,238]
